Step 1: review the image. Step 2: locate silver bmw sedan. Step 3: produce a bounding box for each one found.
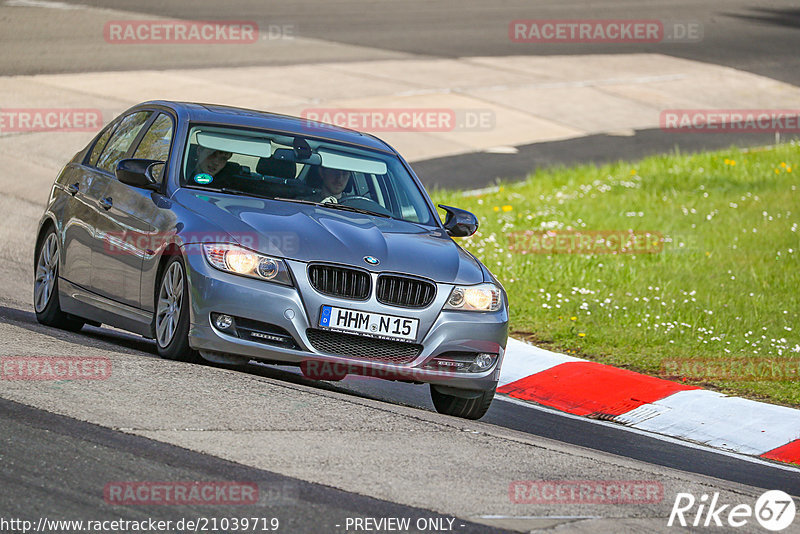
[33,101,508,419]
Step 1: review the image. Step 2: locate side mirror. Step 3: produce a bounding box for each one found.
[438,204,478,237]
[116,159,164,190]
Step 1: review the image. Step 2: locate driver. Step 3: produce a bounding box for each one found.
[305,166,353,203]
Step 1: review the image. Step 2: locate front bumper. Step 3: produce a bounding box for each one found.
[183,248,508,391]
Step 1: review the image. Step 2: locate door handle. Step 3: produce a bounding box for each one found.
[67,183,79,196]
[99,197,113,210]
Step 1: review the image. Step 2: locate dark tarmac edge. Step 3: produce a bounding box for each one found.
[0,396,511,534]
[414,128,800,190]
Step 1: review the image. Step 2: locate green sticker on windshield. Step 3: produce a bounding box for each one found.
[194,173,213,185]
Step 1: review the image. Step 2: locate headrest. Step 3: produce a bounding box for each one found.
[256,157,296,180]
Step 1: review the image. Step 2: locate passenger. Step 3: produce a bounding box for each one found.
[195,146,233,177]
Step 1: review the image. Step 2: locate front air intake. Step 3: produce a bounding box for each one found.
[376,274,436,308]
[308,264,371,300]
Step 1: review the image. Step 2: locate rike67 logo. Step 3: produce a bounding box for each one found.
[668,490,796,531]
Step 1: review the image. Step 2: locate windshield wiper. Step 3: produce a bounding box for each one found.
[319,203,391,218]
[185,188,389,218]
[219,187,272,199]
[271,197,319,206]
[272,197,390,218]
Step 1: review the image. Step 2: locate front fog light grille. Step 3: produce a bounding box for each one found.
[424,352,498,373]
[211,313,299,349]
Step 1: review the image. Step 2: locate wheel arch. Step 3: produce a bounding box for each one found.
[34,216,59,271]
[150,243,188,334]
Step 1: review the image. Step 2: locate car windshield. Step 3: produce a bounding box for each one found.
[181,124,434,225]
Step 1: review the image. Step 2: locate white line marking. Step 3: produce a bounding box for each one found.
[499,337,583,386]
[5,0,86,9]
[391,74,688,97]
[520,73,687,90]
[476,515,601,519]
[483,146,519,154]
[496,395,800,475]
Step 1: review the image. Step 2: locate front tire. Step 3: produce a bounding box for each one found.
[155,256,200,363]
[34,230,84,332]
[430,385,495,420]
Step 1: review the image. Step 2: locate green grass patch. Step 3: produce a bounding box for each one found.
[431,142,800,406]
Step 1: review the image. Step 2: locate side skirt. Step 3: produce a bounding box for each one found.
[59,278,154,338]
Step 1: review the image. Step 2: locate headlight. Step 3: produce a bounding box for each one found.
[203,244,292,285]
[444,283,503,312]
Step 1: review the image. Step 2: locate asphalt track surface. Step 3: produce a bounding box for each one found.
[3,0,799,86]
[2,304,798,494]
[0,397,507,534]
[3,0,800,188]
[415,129,800,190]
[2,1,800,532]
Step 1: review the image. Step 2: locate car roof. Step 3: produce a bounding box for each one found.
[137,100,396,154]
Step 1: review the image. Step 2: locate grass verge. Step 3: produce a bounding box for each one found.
[431,142,800,407]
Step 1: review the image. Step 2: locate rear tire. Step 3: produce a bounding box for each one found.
[34,229,84,332]
[430,385,495,420]
[155,256,200,363]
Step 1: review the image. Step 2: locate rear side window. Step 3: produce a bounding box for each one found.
[87,122,117,167]
[95,111,152,173]
[132,113,174,183]
[133,113,173,162]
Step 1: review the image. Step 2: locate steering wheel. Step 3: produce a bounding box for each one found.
[339,195,393,217]
[342,195,373,203]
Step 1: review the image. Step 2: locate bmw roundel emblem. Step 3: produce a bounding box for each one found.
[363,256,380,266]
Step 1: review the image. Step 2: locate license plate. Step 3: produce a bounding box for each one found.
[319,305,419,342]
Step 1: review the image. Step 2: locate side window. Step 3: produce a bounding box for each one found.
[353,172,367,194]
[132,113,174,183]
[95,111,152,173]
[393,181,421,222]
[87,121,118,167]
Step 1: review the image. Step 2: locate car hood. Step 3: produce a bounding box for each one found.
[175,189,485,284]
